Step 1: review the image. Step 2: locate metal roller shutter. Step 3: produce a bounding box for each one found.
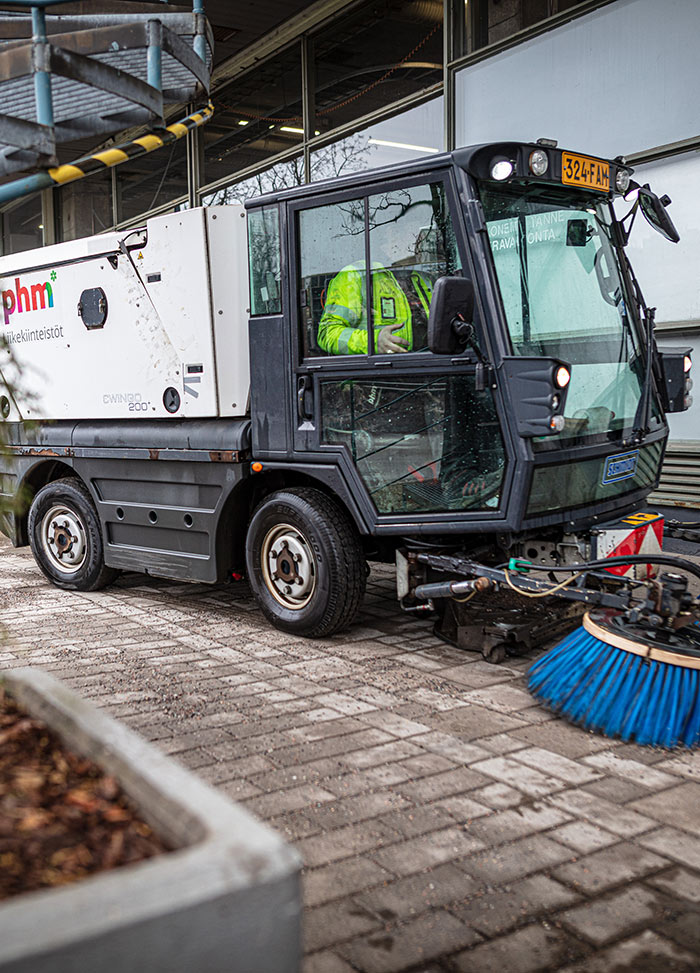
[649,441,700,508]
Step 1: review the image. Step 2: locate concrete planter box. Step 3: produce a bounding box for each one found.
[0,668,301,973]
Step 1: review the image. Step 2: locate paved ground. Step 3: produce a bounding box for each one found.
[2,535,700,972]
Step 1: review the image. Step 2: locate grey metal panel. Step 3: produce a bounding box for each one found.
[70,418,251,452]
[249,317,291,455]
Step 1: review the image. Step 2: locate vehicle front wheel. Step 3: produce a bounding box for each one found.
[245,487,366,637]
[28,478,119,591]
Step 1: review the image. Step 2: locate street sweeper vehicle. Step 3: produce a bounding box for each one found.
[0,139,698,736]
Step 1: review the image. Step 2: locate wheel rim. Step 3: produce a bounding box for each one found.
[39,504,88,574]
[260,522,317,610]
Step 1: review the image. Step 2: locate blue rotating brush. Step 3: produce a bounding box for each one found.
[528,607,700,748]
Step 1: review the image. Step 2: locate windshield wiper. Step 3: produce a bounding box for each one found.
[626,305,656,445]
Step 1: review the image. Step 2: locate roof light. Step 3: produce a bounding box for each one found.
[615,169,631,194]
[491,160,514,181]
[529,149,548,176]
[684,355,692,372]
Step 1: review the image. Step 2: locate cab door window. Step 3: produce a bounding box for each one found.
[297,179,461,358]
[298,197,366,357]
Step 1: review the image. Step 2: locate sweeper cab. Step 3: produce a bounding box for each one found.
[0,139,693,654]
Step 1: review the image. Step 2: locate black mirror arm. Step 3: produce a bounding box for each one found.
[451,314,489,365]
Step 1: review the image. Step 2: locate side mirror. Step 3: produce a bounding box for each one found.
[566,219,588,247]
[499,356,571,437]
[638,185,680,243]
[657,347,692,412]
[427,275,475,355]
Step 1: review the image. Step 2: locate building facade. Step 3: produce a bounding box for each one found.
[2,0,697,501]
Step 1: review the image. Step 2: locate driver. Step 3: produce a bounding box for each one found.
[317,229,439,355]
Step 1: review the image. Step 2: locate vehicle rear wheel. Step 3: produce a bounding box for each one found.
[245,487,366,637]
[28,478,119,591]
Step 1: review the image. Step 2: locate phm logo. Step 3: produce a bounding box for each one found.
[602,450,639,485]
[1,277,54,326]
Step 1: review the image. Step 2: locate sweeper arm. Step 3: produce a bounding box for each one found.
[404,549,700,662]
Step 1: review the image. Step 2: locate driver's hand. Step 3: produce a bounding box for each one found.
[377,324,409,354]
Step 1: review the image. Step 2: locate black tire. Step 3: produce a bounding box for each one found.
[245,487,366,637]
[28,477,119,591]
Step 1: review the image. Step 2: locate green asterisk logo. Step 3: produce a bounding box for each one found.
[50,270,57,282]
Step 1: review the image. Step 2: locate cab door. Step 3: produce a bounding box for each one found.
[289,170,509,531]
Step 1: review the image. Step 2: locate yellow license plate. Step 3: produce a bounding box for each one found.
[561,152,610,192]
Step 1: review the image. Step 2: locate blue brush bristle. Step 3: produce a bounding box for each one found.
[528,625,700,748]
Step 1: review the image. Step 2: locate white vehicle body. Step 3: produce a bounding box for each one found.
[0,205,249,421]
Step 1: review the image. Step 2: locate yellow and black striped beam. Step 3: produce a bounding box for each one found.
[0,102,214,204]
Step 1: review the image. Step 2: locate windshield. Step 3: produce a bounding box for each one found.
[480,187,657,447]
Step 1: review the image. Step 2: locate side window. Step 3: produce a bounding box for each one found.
[367,181,461,354]
[298,198,366,357]
[248,205,281,315]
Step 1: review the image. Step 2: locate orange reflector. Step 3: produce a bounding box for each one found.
[251,462,263,473]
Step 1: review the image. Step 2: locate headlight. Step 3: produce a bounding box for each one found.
[529,149,548,176]
[549,415,566,432]
[615,169,631,194]
[554,365,571,389]
[491,160,514,181]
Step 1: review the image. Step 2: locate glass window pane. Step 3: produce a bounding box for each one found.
[203,44,303,187]
[298,198,366,357]
[203,157,306,206]
[117,138,188,223]
[57,170,112,241]
[2,196,43,255]
[310,98,444,181]
[321,374,505,513]
[312,2,442,137]
[367,182,461,353]
[248,206,281,316]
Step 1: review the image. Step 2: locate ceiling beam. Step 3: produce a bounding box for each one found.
[211,0,365,90]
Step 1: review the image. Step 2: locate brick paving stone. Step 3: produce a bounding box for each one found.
[558,884,664,946]
[407,731,491,765]
[548,820,620,854]
[378,805,459,841]
[460,834,574,884]
[508,721,615,758]
[468,802,571,845]
[511,747,601,786]
[303,951,357,973]
[471,757,567,797]
[646,865,700,902]
[656,752,700,782]
[470,782,525,809]
[552,842,668,894]
[397,767,489,803]
[355,862,481,919]
[452,874,580,937]
[339,910,482,973]
[372,826,486,876]
[638,827,700,870]
[557,930,698,973]
[323,763,415,798]
[305,898,383,952]
[454,923,585,973]
[244,783,337,818]
[297,820,397,868]
[581,775,652,805]
[630,782,700,836]
[303,858,394,908]
[432,795,491,823]
[357,712,431,738]
[477,733,528,754]
[462,683,541,713]
[397,752,456,778]
[303,791,411,830]
[582,751,678,789]
[432,706,530,739]
[546,788,655,837]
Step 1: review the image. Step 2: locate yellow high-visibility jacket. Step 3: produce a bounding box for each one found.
[318,262,433,355]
